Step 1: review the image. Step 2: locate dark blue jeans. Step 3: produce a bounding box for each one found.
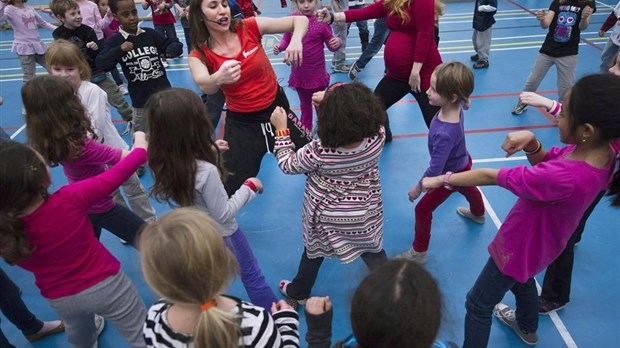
[0,268,43,348]
[89,204,146,247]
[463,257,538,348]
[355,17,389,69]
[224,229,277,310]
[0,128,10,142]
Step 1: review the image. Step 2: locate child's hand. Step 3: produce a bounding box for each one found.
[271,300,294,313]
[312,91,325,108]
[121,41,134,52]
[408,184,422,202]
[535,9,545,21]
[328,37,341,50]
[270,106,288,130]
[157,2,166,11]
[216,60,241,85]
[519,92,553,109]
[599,29,606,37]
[214,139,229,152]
[305,296,332,315]
[501,130,537,157]
[316,7,329,23]
[582,5,593,19]
[421,175,442,192]
[272,44,281,55]
[132,131,148,150]
[246,177,264,193]
[86,41,98,51]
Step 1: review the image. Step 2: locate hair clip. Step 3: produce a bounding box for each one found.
[30,164,38,172]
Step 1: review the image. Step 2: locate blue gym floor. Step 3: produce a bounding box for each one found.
[1,0,619,347]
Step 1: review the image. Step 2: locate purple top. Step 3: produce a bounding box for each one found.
[0,3,56,55]
[61,138,122,214]
[278,13,340,90]
[491,145,616,283]
[420,109,469,184]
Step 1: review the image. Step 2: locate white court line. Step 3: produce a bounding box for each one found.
[9,123,26,139]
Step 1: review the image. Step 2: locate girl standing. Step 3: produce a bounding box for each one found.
[0,0,56,83]
[146,88,277,310]
[399,62,485,265]
[0,136,149,348]
[141,208,300,348]
[273,0,341,131]
[272,82,388,306]
[422,74,620,347]
[23,75,146,246]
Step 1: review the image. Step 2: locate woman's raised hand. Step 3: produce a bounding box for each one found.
[216,60,241,85]
[316,8,330,23]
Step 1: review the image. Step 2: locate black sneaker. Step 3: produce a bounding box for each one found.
[494,303,538,345]
[512,102,528,115]
[333,64,351,73]
[473,60,489,69]
[470,54,480,61]
[538,297,567,315]
[348,62,362,80]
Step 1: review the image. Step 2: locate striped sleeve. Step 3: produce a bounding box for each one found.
[240,302,300,348]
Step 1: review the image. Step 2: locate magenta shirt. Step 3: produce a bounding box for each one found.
[490,145,616,283]
[19,149,147,299]
[61,138,122,214]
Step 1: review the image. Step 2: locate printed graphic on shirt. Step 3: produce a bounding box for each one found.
[21,13,36,28]
[122,46,164,82]
[242,46,258,58]
[553,6,579,43]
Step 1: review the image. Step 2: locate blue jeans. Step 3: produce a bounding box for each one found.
[224,229,277,310]
[463,257,538,348]
[0,268,43,347]
[356,17,389,69]
[600,39,620,73]
[0,128,10,142]
[89,204,146,247]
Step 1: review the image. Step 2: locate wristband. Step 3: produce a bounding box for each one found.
[443,171,453,190]
[523,140,542,155]
[244,179,257,192]
[275,128,290,137]
[548,100,561,116]
[328,11,335,25]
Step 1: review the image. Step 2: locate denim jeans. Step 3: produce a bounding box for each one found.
[224,229,277,310]
[355,17,389,69]
[599,39,620,73]
[0,128,10,142]
[89,204,146,247]
[0,268,44,347]
[463,257,538,348]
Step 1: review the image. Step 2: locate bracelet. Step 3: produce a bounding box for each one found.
[443,171,453,190]
[328,11,335,25]
[548,100,561,116]
[275,128,290,137]
[244,180,257,192]
[523,140,542,155]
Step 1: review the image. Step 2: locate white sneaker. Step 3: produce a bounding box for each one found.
[395,248,428,264]
[456,207,485,224]
[162,59,169,68]
[118,85,129,95]
[94,314,105,336]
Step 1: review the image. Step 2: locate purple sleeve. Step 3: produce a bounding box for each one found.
[497,162,575,202]
[420,132,453,183]
[79,139,123,166]
[34,9,57,31]
[344,0,387,22]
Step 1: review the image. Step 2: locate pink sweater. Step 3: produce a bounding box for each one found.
[18,148,147,299]
[0,3,56,55]
[491,145,616,283]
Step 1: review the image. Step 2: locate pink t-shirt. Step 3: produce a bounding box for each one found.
[78,0,105,40]
[61,138,122,214]
[490,144,616,283]
[18,149,147,299]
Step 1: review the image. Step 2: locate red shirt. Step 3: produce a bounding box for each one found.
[189,18,277,112]
[145,0,176,26]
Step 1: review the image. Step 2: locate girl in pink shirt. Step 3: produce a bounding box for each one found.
[422,73,620,348]
[0,0,56,82]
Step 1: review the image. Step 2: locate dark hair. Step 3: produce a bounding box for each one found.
[567,74,620,206]
[434,61,474,106]
[147,88,228,207]
[317,82,386,148]
[22,75,94,166]
[49,0,79,18]
[108,0,133,14]
[351,259,442,348]
[187,0,243,63]
[0,142,49,264]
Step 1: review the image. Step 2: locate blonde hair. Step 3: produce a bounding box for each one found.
[139,208,241,348]
[45,39,92,81]
[435,0,444,17]
[383,0,441,25]
[433,61,474,107]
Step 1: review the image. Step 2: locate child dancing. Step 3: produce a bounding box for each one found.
[272,82,388,306]
[273,0,341,131]
[398,62,485,265]
[423,74,620,347]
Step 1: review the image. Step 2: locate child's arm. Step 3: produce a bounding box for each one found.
[304,297,333,348]
[422,168,499,192]
[142,0,151,10]
[274,31,292,55]
[95,36,125,71]
[518,92,561,116]
[599,10,618,36]
[270,107,320,174]
[0,2,10,22]
[33,8,57,31]
[579,4,594,30]
[409,133,452,201]
[501,130,547,165]
[270,301,301,348]
[322,24,341,52]
[154,28,183,58]
[536,9,554,29]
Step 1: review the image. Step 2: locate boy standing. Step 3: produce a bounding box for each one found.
[471,0,497,69]
[50,0,133,122]
[96,0,182,133]
[598,1,620,72]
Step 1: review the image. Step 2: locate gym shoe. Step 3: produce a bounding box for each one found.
[470,54,479,61]
[473,60,489,69]
[538,297,567,315]
[278,280,307,308]
[348,62,362,80]
[512,102,528,115]
[118,85,129,95]
[456,207,485,224]
[94,314,106,336]
[333,64,351,73]
[395,248,428,265]
[162,59,169,68]
[26,320,65,342]
[121,121,132,136]
[136,165,145,177]
[494,303,538,345]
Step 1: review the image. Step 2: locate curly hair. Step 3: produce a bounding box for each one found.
[22,76,94,166]
[147,88,227,207]
[317,82,386,148]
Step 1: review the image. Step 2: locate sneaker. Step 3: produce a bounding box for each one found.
[136,165,145,177]
[538,297,567,315]
[162,59,169,68]
[456,207,485,224]
[395,248,428,265]
[26,320,65,342]
[94,314,105,336]
[119,238,128,244]
[121,121,132,136]
[278,280,307,308]
[494,303,538,345]
[473,60,489,69]
[512,102,528,115]
[333,64,351,73]
[348,62,362,80]
[470,54,479,61]
[118,85,129,95]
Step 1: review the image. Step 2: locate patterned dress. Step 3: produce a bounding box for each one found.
[274,127,385,263]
